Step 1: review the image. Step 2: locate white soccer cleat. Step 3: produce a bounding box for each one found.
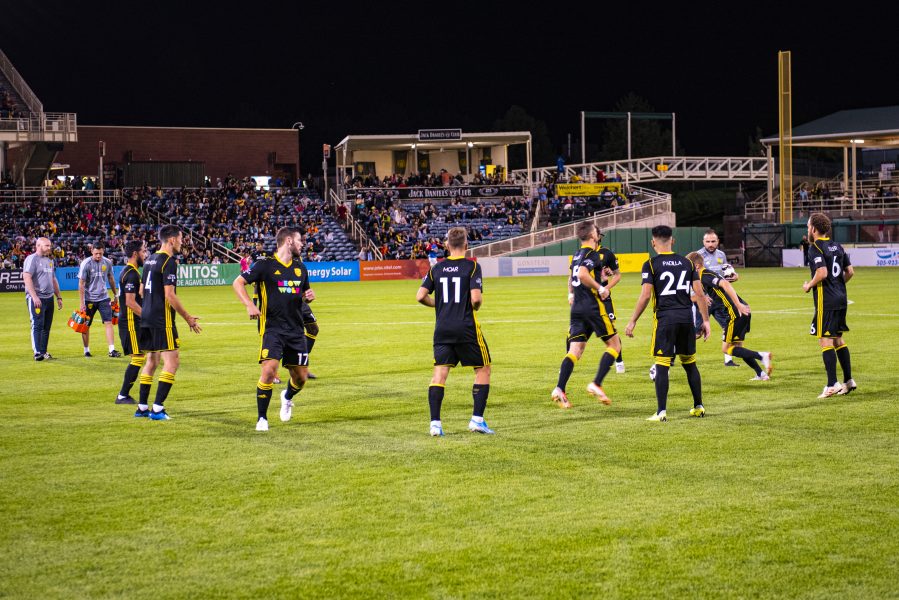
[759,352,773,375]
[551,387,571,409]
[279,389,293,422]
[817,385,841,399]
[646,411,667,422]
[256,418,269,432]
[836,379,857,395]
[649,365,657,381]
[429,421,444,437]
[468,418,495,434]
[586,382,611,405]
[750,372,770,381]
[615,362,626,374]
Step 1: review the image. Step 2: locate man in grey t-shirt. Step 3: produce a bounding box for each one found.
[23,237,63,361]
[694,228,741,366]
[78,242,121,358]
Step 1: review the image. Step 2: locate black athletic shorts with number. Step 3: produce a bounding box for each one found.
[568,245,617,342]
[260,328,309,367]
[140,325,180,352]
[812,309,849,338]
[643,252,697,360]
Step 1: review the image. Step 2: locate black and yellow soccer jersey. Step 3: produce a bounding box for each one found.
[641,252,695,323]
[570,245,606,314]
[140,251,178,329]
[241,256,310,333]
[421,257,483,344]
[596,246,620,292]
[697,268,745,313]
[808,237,851,310]
[118,263,142,329]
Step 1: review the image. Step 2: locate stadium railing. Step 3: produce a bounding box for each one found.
[144,203,243,263]
[0,187,120,203]
[746,196,899,219]
[328,188,382,260]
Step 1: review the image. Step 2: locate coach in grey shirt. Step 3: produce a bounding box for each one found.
[23,237,63,361]
[78,242,120,358]
[696,228,740,366]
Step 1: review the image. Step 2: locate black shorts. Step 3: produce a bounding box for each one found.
[694,302,731,333]
[602,297,617,321]
[811,309,848,338]
[723,313,751,344]
[434,339,491,368]
[119,315,142,356]
[85,298,114,325]
[260,329,309,367]
[569,309,616,343]
[651,319,696,360]
[140,325,180,353]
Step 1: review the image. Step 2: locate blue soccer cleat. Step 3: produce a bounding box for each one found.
[134,408,151,418]
[429,421,444,437]
[468,418,495,434]
[149,410,171,421]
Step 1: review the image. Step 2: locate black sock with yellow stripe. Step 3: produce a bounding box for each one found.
[681,359,703,408]
[154,371,175,406]
[428,384,444,421]
[726,345,762,375]
[257,380,274,420]
[119,355,145,398]
[285,376,304,400]
[616,350,624,364]
[138,373,153,408]
[654,363,670,413]
[822,347,838,386]
[594,347,618,385]
[557,353,578,391]
[472,384,489,418]
[835,344,851,381]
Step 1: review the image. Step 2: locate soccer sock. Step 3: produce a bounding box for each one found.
[138,373,153,408]
[119,355,145,397]
[428,384,445,421]
[682,360,703,407]
[84,346,90,354]
[305,334,316,354]
[472,384,489,418]
[556,353,578,391]
[653,364,670,414]
[822,347,838,387]
[154,371,175,407]
[108,344,116,353]
[594,347,619,385]
[727,345,762,376]
[285,376,305,400]
[835,344,852,381]
[616,350,624,364]
[724,353,733,364]
[257,380,274,420]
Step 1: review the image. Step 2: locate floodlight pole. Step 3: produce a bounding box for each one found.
[671,113,676,156]
[292,122,304,187]
[580,111,586,179]
[627,112,632,163]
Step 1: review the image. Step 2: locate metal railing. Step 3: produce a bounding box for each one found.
[0,187,120,203]
[467,195,673,258]
[514,156,770,185]
[144,205,242,263]
[745,196,899,219]
[328,188,382,259]
[0,48,43,114]
[0,112,78,141]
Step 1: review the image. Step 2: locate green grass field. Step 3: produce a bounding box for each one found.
[1,267,897,599]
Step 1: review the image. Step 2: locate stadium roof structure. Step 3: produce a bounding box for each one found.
[334,131,531,152]
[760,106,899,148]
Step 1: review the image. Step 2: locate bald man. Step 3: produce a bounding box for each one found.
[22,237,63,360]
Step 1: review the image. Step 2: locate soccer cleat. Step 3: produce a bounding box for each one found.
[649,364,657,381]
[84,352,93,358]
[837,379,857,395]
[817,385,841,399]
[307,372,318,380]
[43,353,53,360]
[149,410,171,421]
[724,361,740,367]
[115,395,137,405]
[273,376,282,385]
[256,418,269,432]
[134,408,151,418]
[689,405,705,418]
[551,387,571,409]
[586,382,611,405]
[429,422,444,437]
[615,361,626,374]
[279,389,293,422]
[646,411,668,422]
[108,350,123,358]
[759,352,773,375]
[468,419,495,434]
[750,372,770,381]
[34,353,44,361]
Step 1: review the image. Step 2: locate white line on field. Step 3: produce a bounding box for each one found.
[200,318,557,326]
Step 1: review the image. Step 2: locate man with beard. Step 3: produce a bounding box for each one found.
[115,240,149,404]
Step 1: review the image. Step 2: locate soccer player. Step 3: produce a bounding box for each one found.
[802,212,855,398]
[625,225,711,422]
[137,226,202,420]
[22,236,63,361]
[551,222,620,408]
[114,240,148,404]
[77,243,121,358]
[686,251,770,380]
[301,303,319,379]
[416,226,493,436]
[694,229,739,367]
[233,227,314,431]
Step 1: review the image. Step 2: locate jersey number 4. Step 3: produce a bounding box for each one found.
[440,277,462,303]
[659,270,691,296]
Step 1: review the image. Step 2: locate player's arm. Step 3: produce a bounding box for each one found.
[416,286,435,307]
[716,278,750,316]
[803,266,827,293]
[803,246,827,292]
[125,290,142,317]
[470,288,482,311]
[301,265,315,303]
[692,279,711,340]
[843,264,854,283]
[107,269,117,298]
[165,284,200,333]
[604,267,621,291]
[624,283,653,337]
[577,266,607,298]
[232,274,261,319]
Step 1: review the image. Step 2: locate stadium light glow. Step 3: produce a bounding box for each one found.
[850,139,865,144]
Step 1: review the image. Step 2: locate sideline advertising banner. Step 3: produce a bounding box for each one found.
[783,247,899,267]
[306,261,359,283]
[0,268,25,292]
[360,259,431,281]
[351,186,525,200]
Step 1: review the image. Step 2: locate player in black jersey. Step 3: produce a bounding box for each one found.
[625,225,710,422]
[686,252,771,380]
[137,225,202,421]
[114,240,148,405]
[803,212,855,398]
[552,222,621,408]
[233,227,314,431]
[416,226,493,436]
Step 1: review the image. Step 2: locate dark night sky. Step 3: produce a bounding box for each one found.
[3,1,896,164]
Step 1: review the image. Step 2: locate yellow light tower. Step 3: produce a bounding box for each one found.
[778,51,793,223]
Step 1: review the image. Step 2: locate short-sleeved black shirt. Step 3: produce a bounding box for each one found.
[641,252,695,324]
[421,257,483,344]
[807,237,851,310]
[141,251,178,329]
[570,245,604,314]
[118,263,142,328]
[241,256,310,333]
[697,267,745,312]
[596,246,620,291]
